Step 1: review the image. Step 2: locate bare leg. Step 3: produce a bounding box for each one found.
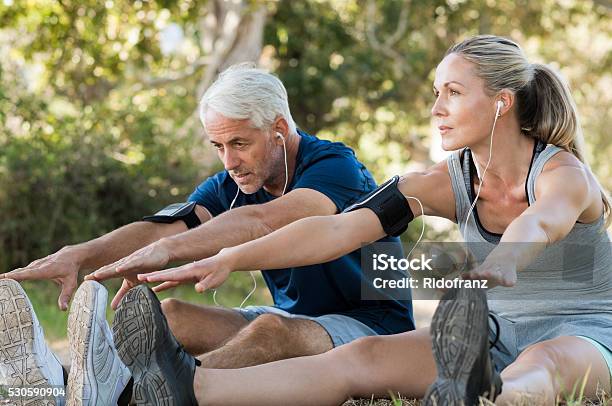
[161,298,248,355]
[197,314,333,368]
[195,327,436,406]
[496,336,611,405]
[162,299,333,368]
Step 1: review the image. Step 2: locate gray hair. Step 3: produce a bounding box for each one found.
[199,63,297,134]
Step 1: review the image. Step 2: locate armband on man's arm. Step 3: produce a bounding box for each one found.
[142,202,202,229]
[343,176,414,237]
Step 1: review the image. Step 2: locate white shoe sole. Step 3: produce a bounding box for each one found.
[0,279,64,406]
[67,281,130,406]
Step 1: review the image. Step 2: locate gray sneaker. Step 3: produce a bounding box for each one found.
[66,281,131,405]
[112,285,199,406]
[423,287,502,406]
[0,278,66,406]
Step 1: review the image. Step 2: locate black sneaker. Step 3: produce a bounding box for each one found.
[423,287,502,406]
[112,285,199,406]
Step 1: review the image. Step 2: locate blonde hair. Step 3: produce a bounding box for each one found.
[447,35,611,228]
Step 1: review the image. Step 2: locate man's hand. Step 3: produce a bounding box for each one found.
[85,240,172,282]
[84,240,174,308]
[138,252,233,294]
[1,247,83,310]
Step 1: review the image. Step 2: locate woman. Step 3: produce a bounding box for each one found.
[141,35,612,405]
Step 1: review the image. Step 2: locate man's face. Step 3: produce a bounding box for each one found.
[204,109,283,195]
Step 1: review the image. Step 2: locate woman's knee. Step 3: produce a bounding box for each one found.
[330,331,434,397]
[337,335,383,363]
[504,337,608,398]
[330,336,387,388]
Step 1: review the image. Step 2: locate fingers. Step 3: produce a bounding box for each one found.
[111,280,135,311]
[87,262,124,282]
[138,264,197,283]
[57,281,77,311]
[152,281,180,293]
[195,279,209,293]
[194,271,226,293]
[111,256,147,274]
[3,266,45,281]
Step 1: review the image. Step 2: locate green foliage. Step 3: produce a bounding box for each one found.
[0,0,206,270]
[266,0,610,241]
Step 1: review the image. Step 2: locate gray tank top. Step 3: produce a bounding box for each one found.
[447,143,612,350]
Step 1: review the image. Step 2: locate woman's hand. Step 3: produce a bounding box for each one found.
[462,260,517,288]
[137,249,235,293]
[85,240,172,282]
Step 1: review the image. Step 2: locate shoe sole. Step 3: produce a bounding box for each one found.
[66,281,103,405]
[0,279,59,406]
[112,286,176,406]
[423,287,488,406]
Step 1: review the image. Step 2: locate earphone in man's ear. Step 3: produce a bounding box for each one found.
[496,100,504,117]
[276,132,285,140]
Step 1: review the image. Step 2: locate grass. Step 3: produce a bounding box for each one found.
[342,391,612,406]
[341,377,612,405]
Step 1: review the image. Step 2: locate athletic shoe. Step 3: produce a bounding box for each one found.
[112,285,198,406]
[66,280,131,405]
[423,287,502,406]
[0,278,66,405]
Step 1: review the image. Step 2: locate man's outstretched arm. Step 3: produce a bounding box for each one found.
[2,205,210,310]
[87,188,337,283]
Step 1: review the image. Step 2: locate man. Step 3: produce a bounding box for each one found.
[2,64,414,405]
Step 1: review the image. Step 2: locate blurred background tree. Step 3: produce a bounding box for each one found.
[0,0,609,338]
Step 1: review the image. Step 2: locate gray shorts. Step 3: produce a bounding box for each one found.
[235,305,378,347]
[488,313,612,382]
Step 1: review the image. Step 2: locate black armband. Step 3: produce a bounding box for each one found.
[343,176,413,237]
[142,202,201,229]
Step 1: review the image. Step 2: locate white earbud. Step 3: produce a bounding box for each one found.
[276,132,285,140]
[496,100,504,117]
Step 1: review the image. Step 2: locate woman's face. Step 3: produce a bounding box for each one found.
[432,53,498,151]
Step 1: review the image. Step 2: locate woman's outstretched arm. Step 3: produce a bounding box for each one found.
[464,155,601,287]
[140,163,455,292]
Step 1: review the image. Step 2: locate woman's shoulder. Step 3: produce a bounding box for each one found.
[540,148,583,173]
[536,147,603,223]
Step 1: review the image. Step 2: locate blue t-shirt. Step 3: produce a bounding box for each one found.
[189,130,414,335]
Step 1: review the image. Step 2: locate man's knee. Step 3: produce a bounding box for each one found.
[241,313,336,357]
[234,314,292,358]
[242,314,291,339]
[160,298,190,338]
[160,297,185,320]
